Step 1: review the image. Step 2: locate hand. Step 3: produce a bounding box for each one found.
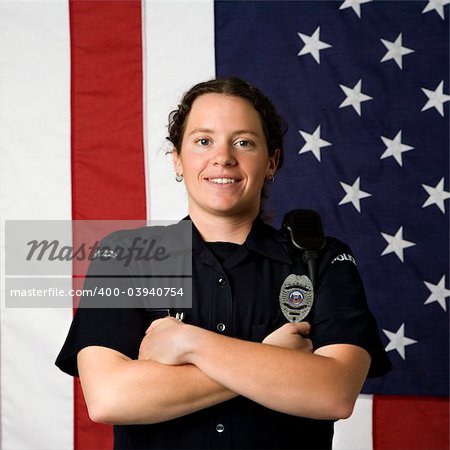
[262,322,312,352]
[138,317,187,365]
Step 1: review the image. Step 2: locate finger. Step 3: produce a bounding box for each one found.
[146,317,167,333]
[292,321,311,335]
[146,316,181,334]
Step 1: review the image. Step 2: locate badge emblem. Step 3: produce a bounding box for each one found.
[279,274,314,323]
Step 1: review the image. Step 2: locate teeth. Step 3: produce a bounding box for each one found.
[210,178,236,184]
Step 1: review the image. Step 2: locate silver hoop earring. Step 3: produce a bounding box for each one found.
[175,174,183,182]
[266,175,275,183]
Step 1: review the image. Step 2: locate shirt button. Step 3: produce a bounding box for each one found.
[216,423,225,433]
[217,323,226,332]
[218,277,226,287]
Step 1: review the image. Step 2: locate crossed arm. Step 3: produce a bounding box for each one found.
[78,319,370,426]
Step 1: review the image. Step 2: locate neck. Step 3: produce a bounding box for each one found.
[188,208,258,244]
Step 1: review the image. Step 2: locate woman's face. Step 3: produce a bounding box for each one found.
[172,93,278,220]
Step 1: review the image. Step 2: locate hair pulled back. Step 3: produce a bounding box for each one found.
[167,77,287,169]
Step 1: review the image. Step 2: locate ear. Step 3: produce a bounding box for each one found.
[267,148,280,177]
[172,149,183,176]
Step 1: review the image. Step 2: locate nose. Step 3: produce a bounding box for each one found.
[212,142,237,167]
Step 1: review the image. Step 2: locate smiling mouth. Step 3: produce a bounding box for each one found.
[206,178,240,185]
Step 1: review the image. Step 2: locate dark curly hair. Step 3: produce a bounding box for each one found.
[166,77,287,169]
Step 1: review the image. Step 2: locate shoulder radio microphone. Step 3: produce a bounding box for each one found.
[279,210,325,323]
[282,209,325,287]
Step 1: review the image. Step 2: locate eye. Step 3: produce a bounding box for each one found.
[235,139,253,148]
[195,138,211,146]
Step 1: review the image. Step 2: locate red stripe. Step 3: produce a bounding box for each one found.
[373,395,450,450]
[70,0,146,221]
[69,1,146,448]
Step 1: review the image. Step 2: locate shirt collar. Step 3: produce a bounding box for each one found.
[185,215,293,265]
[244,216,293,264]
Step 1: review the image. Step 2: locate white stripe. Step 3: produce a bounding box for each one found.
[333,394,373,449]
[1,2,73,449]
[143,0,215,220]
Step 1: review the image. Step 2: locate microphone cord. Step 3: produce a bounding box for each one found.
[302,250,318,287]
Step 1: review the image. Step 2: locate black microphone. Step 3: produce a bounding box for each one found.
[282,209,325,287]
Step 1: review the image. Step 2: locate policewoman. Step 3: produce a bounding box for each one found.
[56,77,391,449]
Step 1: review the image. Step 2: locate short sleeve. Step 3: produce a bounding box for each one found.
[55,308,147,377]
[55,237,148,377]
[309,239,392,378]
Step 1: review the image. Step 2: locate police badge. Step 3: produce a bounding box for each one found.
[279,274,314,323]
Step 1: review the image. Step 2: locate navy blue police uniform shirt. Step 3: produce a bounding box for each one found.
[56,217,391,450]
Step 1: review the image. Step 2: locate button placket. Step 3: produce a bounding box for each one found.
[214,273,230,336]
[208,267,232,448]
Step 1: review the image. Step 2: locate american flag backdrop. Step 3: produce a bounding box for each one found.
[214,0,450,395]
[0,1,449,450]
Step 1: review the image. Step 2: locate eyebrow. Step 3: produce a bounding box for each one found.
[187,128,261,137]
[187,128,214,136]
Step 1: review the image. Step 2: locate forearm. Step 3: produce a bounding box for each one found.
[78,347,237,425]
[184,326,370,420]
